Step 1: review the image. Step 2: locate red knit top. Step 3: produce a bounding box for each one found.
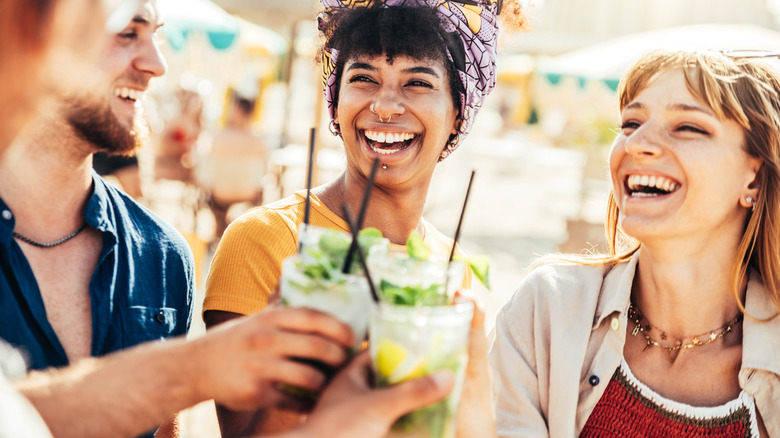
[580,359,758,438]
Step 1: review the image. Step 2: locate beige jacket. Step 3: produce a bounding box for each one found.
[489,251,780,437]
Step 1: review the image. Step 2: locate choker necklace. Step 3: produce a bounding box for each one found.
[628,303,743,361]
[13,223,87,248]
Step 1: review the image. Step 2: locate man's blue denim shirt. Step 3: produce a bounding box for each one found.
[0,171,194,370]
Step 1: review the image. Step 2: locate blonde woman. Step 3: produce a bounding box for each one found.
[490,50,780,437]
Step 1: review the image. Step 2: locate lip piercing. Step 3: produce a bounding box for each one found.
[382,164,388,170]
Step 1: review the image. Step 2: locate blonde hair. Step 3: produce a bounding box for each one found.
[571,50,780,315]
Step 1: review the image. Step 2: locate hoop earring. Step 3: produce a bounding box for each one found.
[448,133,460,148]
[329,120,340,137]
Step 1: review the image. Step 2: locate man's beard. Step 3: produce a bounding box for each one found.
[64,94,148,156]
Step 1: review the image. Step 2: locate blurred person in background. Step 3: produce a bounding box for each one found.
[0,1,460,437]
[203,0,525,436]
[154,84,205,184]
[490,50,780,437]
[205,88,270,241]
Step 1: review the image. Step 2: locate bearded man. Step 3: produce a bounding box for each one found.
[0,0,193,391]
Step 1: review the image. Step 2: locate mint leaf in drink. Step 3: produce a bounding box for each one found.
[378,279,447,306]
[379,279,414,305]
[457,254,491,290]
[318,229,350,261]
[406,230,431,261]
[358,227,383,239]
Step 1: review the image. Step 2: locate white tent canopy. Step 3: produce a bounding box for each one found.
[539,23,780,87]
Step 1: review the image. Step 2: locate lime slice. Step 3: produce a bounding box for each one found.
[376,339,408,379]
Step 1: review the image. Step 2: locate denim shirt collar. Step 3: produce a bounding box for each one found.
[85,170,116,238]
[0,171,116,245]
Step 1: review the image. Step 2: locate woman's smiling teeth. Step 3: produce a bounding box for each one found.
[626,174,679,197]
[363,129,416,155]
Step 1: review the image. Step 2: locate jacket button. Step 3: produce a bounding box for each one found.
[1,210,11,220]
[155,311,166,323]
[589,375,600,386]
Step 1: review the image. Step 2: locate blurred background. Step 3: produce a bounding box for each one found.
[108,1,780,434]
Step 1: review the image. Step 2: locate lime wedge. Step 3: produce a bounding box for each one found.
[377,339,409,378]
[376,339,428,384]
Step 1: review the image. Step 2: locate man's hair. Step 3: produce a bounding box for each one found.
[319,6,463,115]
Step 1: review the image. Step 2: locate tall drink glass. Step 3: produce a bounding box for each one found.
[367,246,471,437]
[280,224,384,349]
[370,300,473,438]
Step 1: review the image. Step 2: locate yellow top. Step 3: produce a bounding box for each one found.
[203,190,471,316]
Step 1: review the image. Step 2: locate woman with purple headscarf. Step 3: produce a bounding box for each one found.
[204,1,520,436]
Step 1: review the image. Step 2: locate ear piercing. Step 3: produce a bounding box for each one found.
[746,196,757,211]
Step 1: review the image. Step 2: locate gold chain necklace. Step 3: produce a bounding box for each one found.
[628,304,743,361]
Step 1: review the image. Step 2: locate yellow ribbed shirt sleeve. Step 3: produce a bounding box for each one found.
[203,206,298,315]
[203,191,350,316]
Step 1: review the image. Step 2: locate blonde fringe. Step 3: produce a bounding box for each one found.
[551,51,780,320]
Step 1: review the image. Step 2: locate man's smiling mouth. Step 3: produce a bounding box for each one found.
[113,87,144,104]
[363,129,416,155]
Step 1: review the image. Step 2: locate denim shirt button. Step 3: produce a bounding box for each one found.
[589,375,600,386]
[155,311,166,323]
[1,210,11,221]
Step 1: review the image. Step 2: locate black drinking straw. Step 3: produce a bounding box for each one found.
[299,128,316,253]
[341,158,380,273]
[342,204,380,304]
[448,170,476,262]
[303,127,316,226]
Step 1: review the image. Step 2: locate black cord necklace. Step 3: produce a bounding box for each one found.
[13,223,87,248]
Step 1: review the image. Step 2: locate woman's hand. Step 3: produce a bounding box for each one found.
[283,352,454,438]
[456,290,497,437]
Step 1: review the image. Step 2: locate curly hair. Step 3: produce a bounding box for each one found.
[318,5,464,116]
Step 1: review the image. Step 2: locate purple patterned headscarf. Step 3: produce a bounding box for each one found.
[319,0,501,159]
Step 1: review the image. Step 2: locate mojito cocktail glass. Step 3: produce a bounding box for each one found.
[370,299,473,438]
[281,224,385,349]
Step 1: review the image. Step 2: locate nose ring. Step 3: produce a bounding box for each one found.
[371,102,391,123]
